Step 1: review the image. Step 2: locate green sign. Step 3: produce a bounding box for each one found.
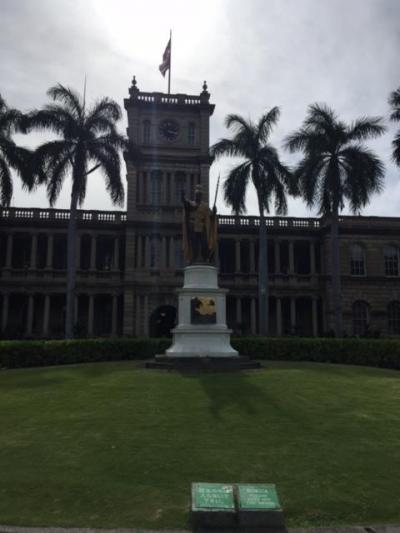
[238,484,281,510]
[193,483,235,510]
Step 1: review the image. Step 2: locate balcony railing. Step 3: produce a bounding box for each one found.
[2,206,400,231]
[0,207,127,224]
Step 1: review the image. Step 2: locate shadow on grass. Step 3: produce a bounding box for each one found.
[188,371,283,420]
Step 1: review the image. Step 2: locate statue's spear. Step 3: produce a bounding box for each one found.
[213,174,220,209]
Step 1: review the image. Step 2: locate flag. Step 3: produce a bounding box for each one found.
[159,38,171,77]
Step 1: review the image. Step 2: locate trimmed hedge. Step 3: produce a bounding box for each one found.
[0,336,399,370]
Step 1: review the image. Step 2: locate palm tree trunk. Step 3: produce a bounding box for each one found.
[330,207,343,337]
[65,190,79,339]
[257,196,269,336]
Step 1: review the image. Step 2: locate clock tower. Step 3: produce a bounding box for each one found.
[122,77,215,336]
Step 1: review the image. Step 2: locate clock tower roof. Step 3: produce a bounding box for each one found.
[124,77,215,116]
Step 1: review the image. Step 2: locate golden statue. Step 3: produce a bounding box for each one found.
[182,184,218,264]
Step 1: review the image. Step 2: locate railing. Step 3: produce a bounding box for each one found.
[0,207,127,224]
[217,215,321,229]
[2,207,400,231]
[134,92,203,106]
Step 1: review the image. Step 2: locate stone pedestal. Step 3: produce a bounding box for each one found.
[166,264,238,358]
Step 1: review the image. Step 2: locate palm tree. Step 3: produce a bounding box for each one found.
[26,84,127,339]
[211,108,293,336]
[0,94,33,206]
[284,103,385,337]
[389,87,400,166]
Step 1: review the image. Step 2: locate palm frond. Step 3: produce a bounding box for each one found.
[347,117,386,141]
[389,87,400,110]
[86,98,122,127]
[225,114,253,132]
[47,84,83,119]
[223,161,251,215]
[340,146,385,212]
[87,143,124,206]
[257,106,280,144]
[0,156,12,206]
[210,138,245,160]
[392,130,400,166]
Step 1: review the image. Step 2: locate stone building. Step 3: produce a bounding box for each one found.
[1,79,400,339]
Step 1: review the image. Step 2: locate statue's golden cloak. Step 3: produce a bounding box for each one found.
[182,201,218,263]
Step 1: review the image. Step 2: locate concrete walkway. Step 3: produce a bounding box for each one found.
[1,525,400,533]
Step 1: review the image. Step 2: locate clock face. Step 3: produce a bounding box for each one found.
[159,119,180,141]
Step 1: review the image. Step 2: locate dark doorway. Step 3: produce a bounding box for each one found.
[149,305,177,337]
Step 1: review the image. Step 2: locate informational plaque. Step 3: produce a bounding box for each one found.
[192,483,235,510]
[238,484,281,510]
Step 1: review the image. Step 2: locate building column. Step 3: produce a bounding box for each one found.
[90,236,97,270]
[27,294,34,336]
[169,237,175,270]
[30,233,38,269]
[250,297,256,334]
[111,294,118,336]
[161,172,167,205]
[235,241,241,273]
[135,293,141,335]
[123,290,134,336]
[236,296,242,325]
[75,234,81,270]
[46,234,53,269]
[43,294,50,337]
[143,294,149,336]
[250,240,256,273]
[6,234,13,268]
[88,294,94,336]
[145,236,150,268]
[113,237,120,270]
[1,294,9,332]
[290,297,296,335]
[312,297,318,337]
[276,297,282,336]
[289,241,295,274]
[74,294,79,325]
[310,241,316,275]
[161,236,168,270]
[274,240,280,274]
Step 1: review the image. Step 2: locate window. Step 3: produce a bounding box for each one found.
[353,301,369,336]
[388,301,400,334]
[143,120,150,144]
[150,170,162,206]
[384,245,399,276]
[188,122,195,145]
[350,244,365,276]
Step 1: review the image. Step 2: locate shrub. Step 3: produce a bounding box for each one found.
[0,337,399,370]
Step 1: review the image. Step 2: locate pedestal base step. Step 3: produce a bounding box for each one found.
[146,356,261,372]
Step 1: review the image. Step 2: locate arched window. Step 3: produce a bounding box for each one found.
[188,122,196,145]
[350,244,365,276]
[353,300,369,336]
[143,120,151,144]
[387,301,400,334]
[384,245,399,277]
[150,170,162,206]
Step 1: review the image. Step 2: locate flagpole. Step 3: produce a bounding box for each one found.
[168,29,171,94]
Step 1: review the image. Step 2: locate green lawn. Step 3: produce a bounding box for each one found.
[0,361,399,529]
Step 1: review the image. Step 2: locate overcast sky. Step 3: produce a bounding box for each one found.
[1,0,399,217]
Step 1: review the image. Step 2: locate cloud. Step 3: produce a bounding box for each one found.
[1,0,399,216]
